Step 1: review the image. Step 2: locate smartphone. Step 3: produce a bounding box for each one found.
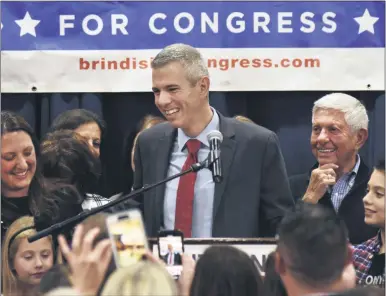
[106,209,148,268]
[157,230,185,279]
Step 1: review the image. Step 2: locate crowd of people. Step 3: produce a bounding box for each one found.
[1,43,384,295]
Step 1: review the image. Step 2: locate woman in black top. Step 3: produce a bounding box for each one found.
[1,111,44,242]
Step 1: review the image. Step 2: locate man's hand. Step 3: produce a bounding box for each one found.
[58,225,112,296]
[302,164,339,204]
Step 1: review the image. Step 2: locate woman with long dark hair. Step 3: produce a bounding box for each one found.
[1,111,44,242]
[34,130,102,231]
[49,109,110,208]
[49,109,106,159]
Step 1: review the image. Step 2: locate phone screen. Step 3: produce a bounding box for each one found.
[107,211,148,268]
[158,234,184,279]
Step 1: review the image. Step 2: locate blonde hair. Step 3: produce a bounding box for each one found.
[2,216,52,296]
[101,261,178,296]
[43,287,80,296]
[131,115,165,171]
[234,115,255,124]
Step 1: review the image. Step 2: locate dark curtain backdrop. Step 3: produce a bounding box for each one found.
[2,91,384,197]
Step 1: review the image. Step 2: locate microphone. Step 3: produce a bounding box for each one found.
[207,130,223,183]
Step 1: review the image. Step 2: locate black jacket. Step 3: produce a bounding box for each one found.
[1,195,32,242]
[289,161,378,245]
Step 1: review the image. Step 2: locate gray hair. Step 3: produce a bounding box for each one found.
[312,93,369,132]
[151,43,209,85]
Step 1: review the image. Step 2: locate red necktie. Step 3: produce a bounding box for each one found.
[175,139,201,238]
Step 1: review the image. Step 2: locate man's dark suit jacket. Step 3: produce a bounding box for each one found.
[289,161,378,245]
[133,112,294,238]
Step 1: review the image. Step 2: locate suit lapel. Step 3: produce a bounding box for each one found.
[154,127,176,229]
[212,114,236,222]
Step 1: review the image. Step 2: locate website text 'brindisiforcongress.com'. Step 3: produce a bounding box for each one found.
[79,56,321,71]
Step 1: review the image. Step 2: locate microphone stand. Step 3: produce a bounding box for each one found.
[28,155,216,243]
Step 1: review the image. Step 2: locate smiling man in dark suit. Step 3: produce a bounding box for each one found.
[133,43,294,238]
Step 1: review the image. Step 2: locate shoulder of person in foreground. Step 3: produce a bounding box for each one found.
[43,287,80,296]
[329,286,384,296]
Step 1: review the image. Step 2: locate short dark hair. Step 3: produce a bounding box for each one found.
[375,159,385,172]
[277,203,349,288]
[50,109,106,139]
[263,252,287,296]
[190,246,263,296]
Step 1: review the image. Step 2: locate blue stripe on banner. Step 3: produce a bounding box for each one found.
[1,1,384,50]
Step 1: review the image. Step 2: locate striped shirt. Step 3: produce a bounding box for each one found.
[328,155,361,212]
[82,193,112,210]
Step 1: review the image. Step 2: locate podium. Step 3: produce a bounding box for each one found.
[149,238,277,274]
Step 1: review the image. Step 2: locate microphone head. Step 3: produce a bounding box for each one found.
[207,130,223,143]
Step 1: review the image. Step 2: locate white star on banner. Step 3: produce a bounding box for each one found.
[354,9,379,34]
[15,12,41,37]
[1,23,3,30]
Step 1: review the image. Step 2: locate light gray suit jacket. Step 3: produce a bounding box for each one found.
[133,112,294,238]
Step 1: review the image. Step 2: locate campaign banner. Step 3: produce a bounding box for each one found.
[1,1,384,93]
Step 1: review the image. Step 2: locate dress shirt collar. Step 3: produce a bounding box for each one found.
[177,107,220,151]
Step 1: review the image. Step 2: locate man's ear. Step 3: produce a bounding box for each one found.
[275,251,287,275]
[198,76,210,98]
[355,128,368,150]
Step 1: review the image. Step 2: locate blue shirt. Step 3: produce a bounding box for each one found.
[163,108,219,238]
[329,155,361,212]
